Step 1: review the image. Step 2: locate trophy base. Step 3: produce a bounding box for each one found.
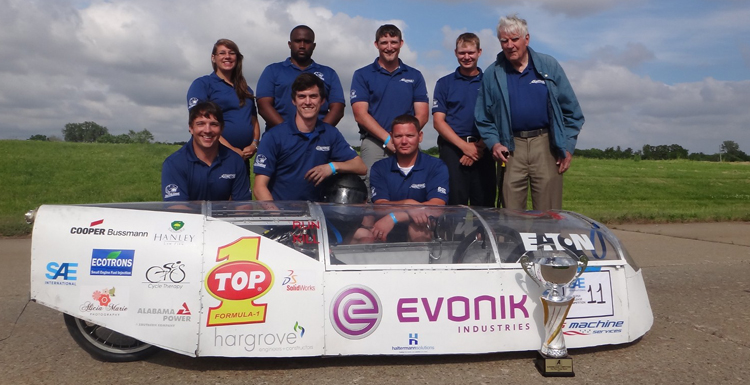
[535,351,574,377]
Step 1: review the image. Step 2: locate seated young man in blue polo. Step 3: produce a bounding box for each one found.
[369,114,449,242]
[161,101,253,201]
[253,73,366,201]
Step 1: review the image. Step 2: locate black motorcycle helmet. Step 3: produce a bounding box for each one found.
[320,173,368,204]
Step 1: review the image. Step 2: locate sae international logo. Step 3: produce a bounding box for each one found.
[330,284,382,339]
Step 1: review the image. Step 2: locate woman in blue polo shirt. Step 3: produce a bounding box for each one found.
[187,39,260,174]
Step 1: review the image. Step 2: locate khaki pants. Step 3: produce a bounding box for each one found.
[360,135,394,191]
[502,133,563,211]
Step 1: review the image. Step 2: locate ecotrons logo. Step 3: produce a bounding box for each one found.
[330,285,382,339]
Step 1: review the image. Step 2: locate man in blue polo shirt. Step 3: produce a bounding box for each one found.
[475,15,584,211]
[369,115,449,242]
[257,25,345,130]
[350,24,429,188]
[253,73,366,201]
[162,101,252,201]
[433,33,496,207]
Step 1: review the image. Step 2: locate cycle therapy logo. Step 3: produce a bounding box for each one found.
[90,249,135,276]
[145,261,186,289]
[153,220,196,245]
[330,285,382,339]
[205,237,273,327]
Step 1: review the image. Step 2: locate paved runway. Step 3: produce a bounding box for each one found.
[1,222,749,384]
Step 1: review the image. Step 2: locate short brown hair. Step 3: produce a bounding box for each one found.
[376,24,402,41]
[189,101,224,128]
[456,32,480,50]
[390,114,420,132]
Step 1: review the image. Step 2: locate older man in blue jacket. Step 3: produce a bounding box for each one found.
[475,14,584,211]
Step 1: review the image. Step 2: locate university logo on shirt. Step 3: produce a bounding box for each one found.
[254,154,268,169]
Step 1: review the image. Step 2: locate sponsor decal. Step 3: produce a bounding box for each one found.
[396,294,531,335]
[314,71,325,81]
[330,285,382,339]
[145,261,186,288]
[315,146,330,151]
[399,78,415,83]
[205,237,273,326]
[565,270,615,319]
[519,232,595,252]
[281,270,316,292]
[350,89,357,99]
[188,97,199,108]
[136,302,193,327]
[437,186,447,194]
[45,262,78,286]
[70,219,148,238]
[153,220,196,245]
[432,99,438,109]
[564,319,625,336]
[409,183,426,189]
[212,322,314,353]
[391,333,436,353]
[164,184,180,199]
[219,174,236,179]
[90,249,135,276]
[530,79,545,84]
[80,287,128,316]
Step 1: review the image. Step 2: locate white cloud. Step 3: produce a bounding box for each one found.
[0,0,748,157]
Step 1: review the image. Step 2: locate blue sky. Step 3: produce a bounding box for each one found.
[1,0,749,154]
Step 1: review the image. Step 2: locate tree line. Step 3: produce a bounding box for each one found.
[571,141,748,162]
[29,121,747,162]
[29,121,154,144]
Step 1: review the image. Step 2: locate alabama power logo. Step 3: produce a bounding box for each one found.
[204,237,274,327]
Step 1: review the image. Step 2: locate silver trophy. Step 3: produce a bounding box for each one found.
[520,243,588,377]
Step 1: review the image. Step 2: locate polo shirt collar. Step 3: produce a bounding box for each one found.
[282,119,326,139]
[185,138,227,167]
[453,67,483,81]
[371,58,405,75]
[283,57,319,71]
[389,151,426,173]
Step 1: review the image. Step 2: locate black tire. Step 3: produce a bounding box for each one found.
[63,314,159,362]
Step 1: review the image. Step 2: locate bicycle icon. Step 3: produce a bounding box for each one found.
[146,261,186,283]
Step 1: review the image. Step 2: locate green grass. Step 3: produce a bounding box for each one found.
[563,157,750,223]
[1,140,749,236]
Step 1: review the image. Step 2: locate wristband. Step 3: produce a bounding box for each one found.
[389,212,398,224]
[328,162,337,175]
[382,136,391,148]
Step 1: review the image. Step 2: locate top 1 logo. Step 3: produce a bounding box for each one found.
[204,237,274,327]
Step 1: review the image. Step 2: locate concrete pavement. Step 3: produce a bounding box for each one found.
[1,222,748,384]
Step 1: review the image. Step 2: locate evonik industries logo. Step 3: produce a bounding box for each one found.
[330,285,382,339]
[90,249,135,276]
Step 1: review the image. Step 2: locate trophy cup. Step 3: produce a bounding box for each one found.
[520,244,588,377]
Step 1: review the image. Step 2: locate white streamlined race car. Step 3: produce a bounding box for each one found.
[28,201,652,362]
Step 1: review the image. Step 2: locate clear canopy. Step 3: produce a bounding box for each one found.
[77,201,634,268]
